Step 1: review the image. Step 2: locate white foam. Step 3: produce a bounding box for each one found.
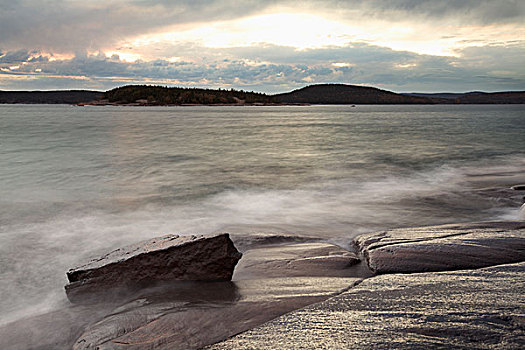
[1,159,523,325]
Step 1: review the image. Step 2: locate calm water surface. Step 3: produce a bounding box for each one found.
[1,104,524,324]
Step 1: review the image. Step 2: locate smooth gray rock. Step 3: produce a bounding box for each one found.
[208,262,525,350]
[353,221,525,273]
[65,233,242,301]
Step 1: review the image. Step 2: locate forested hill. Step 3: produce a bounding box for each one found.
[1,84,524,105]
[103,85,275,105]
[273,84,434,104]
[405,91,525,104]
[0,90,103,104]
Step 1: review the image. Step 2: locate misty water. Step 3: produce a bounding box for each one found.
[1,104,524,326]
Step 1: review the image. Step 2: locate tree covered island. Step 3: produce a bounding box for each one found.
[98,85,277,105]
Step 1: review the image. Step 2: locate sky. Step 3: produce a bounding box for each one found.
[0,0,524,93]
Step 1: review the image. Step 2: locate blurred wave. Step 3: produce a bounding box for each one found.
[0,104,524,325]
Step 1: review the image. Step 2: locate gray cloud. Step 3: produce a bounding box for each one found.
[1,1,523,92]
[225,43,414,65]
[0,50,45,64]
[2,41,524,93]
[0,0,279,52]
[1,0,524,54]
[329,0,525,23]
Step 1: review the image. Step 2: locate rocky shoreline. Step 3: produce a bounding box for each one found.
[77,99,307,107]
[210,261,525,349]
[1,221,524,349]
[210,221,525,349]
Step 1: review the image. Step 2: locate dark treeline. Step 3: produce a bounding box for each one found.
[103,85,275,105]
[405,91,525,104]
[273,84,433,104]
[274,84,525,104]
[0,90,103,104]
[1,84,524,105]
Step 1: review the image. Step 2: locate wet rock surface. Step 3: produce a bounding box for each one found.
[65,234,242,301]
[4,224,525,349]
[233,242,361,279]
[354,221,525,273]
[71,242,362,350]
[72,277,360,350]
[208,262,525,350]
[230,233,322,252]
[1,240,361,349]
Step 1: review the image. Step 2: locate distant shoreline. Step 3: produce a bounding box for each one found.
[1,83,525,105]
[77,99,310,107]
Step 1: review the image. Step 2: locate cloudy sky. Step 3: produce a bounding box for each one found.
[1,0,524,93]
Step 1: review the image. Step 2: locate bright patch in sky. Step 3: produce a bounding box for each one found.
[126,12,356,55]
[113,9,525,61]
[200,13,354,49]
[115,11,509,59]
[106,51,142,62]
[1,1,524,92]
[332,62,353,68]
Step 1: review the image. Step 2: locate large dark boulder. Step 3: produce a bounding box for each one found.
[65,233,242,301]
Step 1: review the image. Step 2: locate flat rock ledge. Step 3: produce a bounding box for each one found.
[65,233,242,301]
[353,221,525,274]
[208,262,525,349]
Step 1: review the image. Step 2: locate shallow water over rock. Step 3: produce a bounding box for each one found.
[0,240,365,349]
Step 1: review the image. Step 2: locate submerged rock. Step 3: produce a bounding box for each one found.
[354,221,525,274]
[65,233,242,301]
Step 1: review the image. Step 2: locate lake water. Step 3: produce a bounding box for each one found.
[1,104,524,325]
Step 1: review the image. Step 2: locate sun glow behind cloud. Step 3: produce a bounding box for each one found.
[198,13,355,49]
[105,51,142,62]
[123,12,358,57]
[111,10,525,60]
[1,1,524,92]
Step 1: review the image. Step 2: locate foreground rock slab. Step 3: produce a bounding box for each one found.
[71,241,362,350]
[208,261,525,350]
[353,221,525,273]
[0,239,361,350]
[65,233,242,300]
